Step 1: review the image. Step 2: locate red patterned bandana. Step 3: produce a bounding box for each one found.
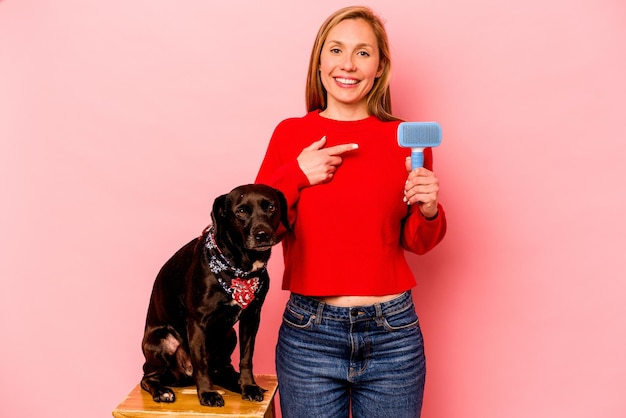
[229,277,260,309]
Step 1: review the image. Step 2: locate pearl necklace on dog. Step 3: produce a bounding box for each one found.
[204,225,265,309]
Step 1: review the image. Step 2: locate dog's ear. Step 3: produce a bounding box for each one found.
[211,193,229,228]
[274,189,291,232]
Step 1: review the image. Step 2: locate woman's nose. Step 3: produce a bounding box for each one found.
[340,54,356,71]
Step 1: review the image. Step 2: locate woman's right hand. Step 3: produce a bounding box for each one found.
[297,136,359,185]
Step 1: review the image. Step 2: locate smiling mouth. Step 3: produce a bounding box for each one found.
[335,77,359,85]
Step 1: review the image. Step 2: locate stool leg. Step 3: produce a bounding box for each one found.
[264,398,276,418]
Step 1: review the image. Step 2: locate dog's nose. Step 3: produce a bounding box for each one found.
[255,230,270,243]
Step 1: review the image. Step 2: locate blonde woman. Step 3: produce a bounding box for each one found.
[256,6,446,417]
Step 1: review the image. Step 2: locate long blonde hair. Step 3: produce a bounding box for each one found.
[305,6,398,121]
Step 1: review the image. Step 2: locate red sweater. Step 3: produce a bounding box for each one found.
[256,110,446,296]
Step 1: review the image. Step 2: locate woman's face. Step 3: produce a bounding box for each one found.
[319,18,383,117]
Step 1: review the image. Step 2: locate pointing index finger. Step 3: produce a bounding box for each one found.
[325,143,359,156]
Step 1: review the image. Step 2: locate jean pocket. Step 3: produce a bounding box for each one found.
[380,308,419,331]
[282,304,316,330]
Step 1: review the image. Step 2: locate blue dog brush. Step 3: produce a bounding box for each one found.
[397,122,442,170]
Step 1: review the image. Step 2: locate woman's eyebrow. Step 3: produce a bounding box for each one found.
[326,40,374,49]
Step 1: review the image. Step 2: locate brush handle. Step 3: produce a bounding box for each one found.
[411,148,424,170]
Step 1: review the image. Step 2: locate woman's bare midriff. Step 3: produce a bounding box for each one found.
[313,293,403,307]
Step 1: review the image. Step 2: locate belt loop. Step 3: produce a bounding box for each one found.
[374,302,384,326]
[315,301,325,324]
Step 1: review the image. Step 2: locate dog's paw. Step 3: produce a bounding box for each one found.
[153,388,175,403]
[199,391,225,407]
[241,385,265,402]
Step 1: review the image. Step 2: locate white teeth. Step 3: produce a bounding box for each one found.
[336,77,358,85]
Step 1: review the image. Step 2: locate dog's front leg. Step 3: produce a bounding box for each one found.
[188,320,224,407]
[238,306,265,402]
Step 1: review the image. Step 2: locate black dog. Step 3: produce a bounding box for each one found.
[140,184,289,407]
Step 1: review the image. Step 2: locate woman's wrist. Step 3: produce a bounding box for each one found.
[422,211,439,221]
[419,202,439,220]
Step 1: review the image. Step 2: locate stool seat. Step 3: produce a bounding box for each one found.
[112,375,278,418]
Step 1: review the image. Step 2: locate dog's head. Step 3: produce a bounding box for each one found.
[211,184,290,256]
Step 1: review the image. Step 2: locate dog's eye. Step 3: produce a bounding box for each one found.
[267,204,276,213]
[235,205,251,217]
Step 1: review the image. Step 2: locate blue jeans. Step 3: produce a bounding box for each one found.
[276,291,425,418]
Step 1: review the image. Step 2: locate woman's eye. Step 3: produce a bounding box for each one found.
[330,48,341,54]
[357,50,370,57]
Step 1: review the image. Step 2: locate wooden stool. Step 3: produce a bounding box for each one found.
[112,375,278,418]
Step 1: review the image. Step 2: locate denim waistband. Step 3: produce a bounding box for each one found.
[288,291,414,321]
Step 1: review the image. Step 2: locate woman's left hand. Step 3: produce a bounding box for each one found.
[403,157,439,218]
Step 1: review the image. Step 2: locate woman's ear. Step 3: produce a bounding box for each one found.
[376,59,385,78]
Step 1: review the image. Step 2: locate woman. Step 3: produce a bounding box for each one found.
[255,6,446,417]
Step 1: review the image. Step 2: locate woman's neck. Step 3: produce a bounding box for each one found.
[319,103,369,121]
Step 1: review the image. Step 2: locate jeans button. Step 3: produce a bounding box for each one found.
[350,308,359,316]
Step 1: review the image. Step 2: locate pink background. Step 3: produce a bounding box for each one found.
[1,1,625,417]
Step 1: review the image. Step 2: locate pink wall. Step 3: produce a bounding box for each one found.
[1,0,625,417]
